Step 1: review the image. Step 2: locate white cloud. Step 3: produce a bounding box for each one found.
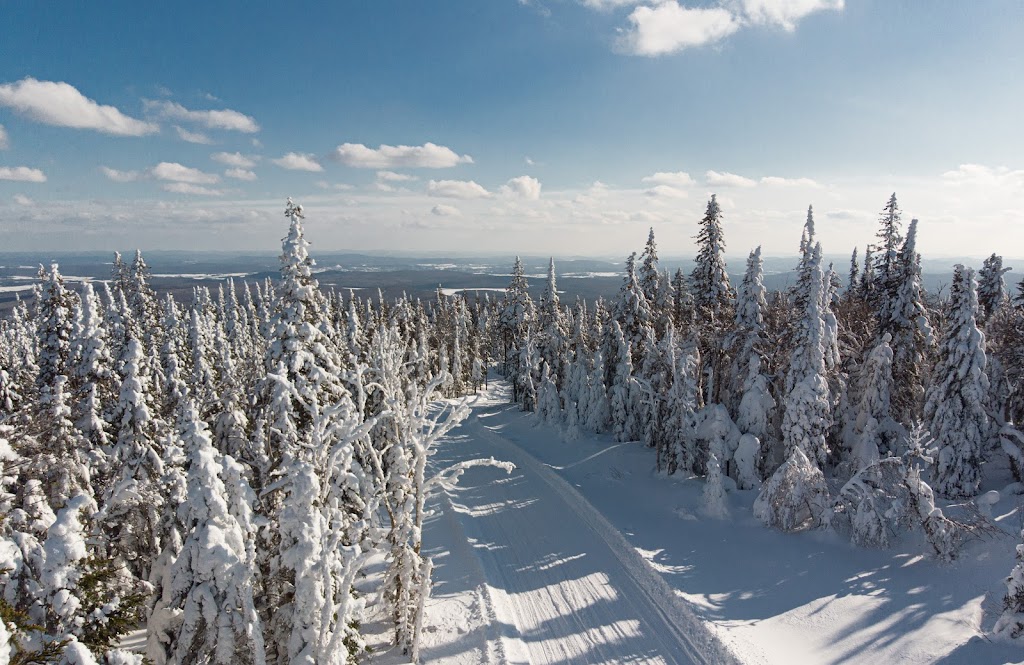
[12,194,33,206]
[225,168,257,181]
[741,0,844,31]
[101,166,140,182]
[0,166,46,182]
[706,170,757,187]
[211,152,258,168]
[272,152,323,172]
[619,3,740,56]
[642,171,695,187]
[0,77,158,136]
[525,156,536,166]
[151,162,220,184]
[760,175,821,187]
[431,204,462,217]
[427,179,491,199]
[144,100,259,133]
[162,182,224,196]
[332,142,473,168]
[502,175,542,200]
[942,164,1024,190]
[579,0,643,10]
[376,170,418,182]
[315,180,354,191]
[174,125,214,145]
[644,184,689,198]
[0,124,7,149]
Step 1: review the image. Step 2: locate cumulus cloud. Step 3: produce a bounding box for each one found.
[431,204,462,217]
[151,162,220,184]
[0,124,7,149]
[174,125,213,144]
[644,184,689,199]
[760,175,821,187]
[376,170,417,182]
[271,153,323,172]
[211,152,258,168]
[332,142,473,168]
[162,182,224,196]
[580,0,643,10]
[427,179,491,199]
[0,77,158,136]
[101,166,140,182]
[619,3,740,56]
[315,181,354,191]
[144,100,259,133]
[742,0,844,31]
[225,168,257,181]
[706,170,757,188]
[13,194,33,206]
[501,175,542,200]
[642,171,695,187]
[942,164,1024,190]
[0,166,46,182]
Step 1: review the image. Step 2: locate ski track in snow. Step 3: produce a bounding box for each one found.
[419,388,738,665]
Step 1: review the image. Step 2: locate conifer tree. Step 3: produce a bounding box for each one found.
[925,265,989,499]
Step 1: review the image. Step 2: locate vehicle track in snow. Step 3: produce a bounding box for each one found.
[425,392,740,665]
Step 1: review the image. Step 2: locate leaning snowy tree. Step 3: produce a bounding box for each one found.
[690,194,735,404]
[925,264,990,499]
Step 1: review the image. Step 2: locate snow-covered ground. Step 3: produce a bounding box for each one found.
[365,381,1024,664]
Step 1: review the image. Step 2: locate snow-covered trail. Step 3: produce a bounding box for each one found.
[419,386,738,665]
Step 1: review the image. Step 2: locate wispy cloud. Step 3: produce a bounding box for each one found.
[942,163,1024,190]
[224,168,257,181]
[0,77,158,136]
[144,99,259,133]
[376,170,418,182]
[332,142,473,168]
[742,0,844,31]
[174,125,214,144]
[12,193,33,206]
[161,182,224,196]
[100,166,140,182]
[642,171,695,187]
[644,184,689,199]
[427,179,491,199]
[151,162,220,184]
[619,4,740,56]
[603,0,843,56]
[271,152,323,172]
[706,170,757,188]
[0,124,8,149]
[0,166,47,182]
[431,204,462,217]
[760,175,821,187]
[501,175,542,200]
[211,151,258,168]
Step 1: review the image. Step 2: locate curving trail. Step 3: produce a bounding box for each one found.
[421,387,738,665]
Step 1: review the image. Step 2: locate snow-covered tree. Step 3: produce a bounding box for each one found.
[925,265,989,499]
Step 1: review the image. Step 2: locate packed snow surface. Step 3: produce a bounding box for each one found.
[367,381,1023,664]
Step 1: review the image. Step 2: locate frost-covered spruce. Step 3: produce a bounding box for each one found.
[608,321,634,442]
[730,247,775,442]
[925,265,989,499]
[889,218,934,425]
[844,334,897,466]
[977,252,1011,325]
[691,195,734,322]
[164,402,264,665]
[781,243,831,468]
[534,362,561,427]
[101,337,164,581]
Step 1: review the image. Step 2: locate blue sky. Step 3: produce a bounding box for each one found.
[0,1,1021,257]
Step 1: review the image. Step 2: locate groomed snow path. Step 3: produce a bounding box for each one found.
[417,383,739,665]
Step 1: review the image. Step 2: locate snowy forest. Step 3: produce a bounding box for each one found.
[2,193,1024,664]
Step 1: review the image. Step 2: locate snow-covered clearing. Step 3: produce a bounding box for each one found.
[366,380,1023,664]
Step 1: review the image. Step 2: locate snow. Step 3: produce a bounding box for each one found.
[367,379,1024,664]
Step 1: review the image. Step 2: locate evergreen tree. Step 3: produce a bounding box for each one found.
[888,219,934,426]
[925,265,989,499]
